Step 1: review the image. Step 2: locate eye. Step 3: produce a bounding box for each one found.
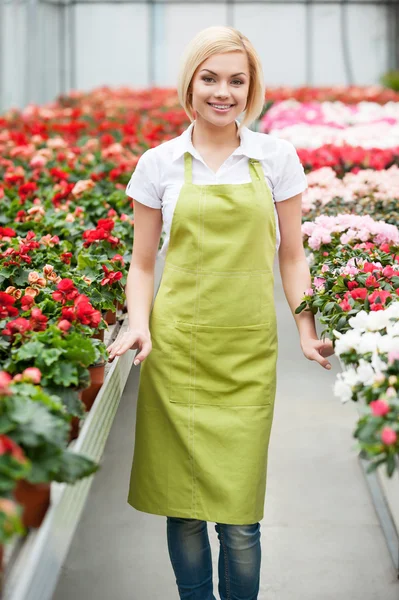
[202,76,214,83]
[232,80,244,85]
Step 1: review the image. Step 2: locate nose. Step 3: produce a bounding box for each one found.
[214,82,229,99]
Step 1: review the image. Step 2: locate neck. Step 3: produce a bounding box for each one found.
[191,117,240,150]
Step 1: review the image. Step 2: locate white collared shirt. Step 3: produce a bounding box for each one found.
[126,120,308,259]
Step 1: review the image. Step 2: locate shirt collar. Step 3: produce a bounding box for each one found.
[171,119,266,162]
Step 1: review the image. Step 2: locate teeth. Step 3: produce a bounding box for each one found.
[210,104,232,109]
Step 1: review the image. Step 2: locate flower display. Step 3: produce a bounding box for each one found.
[332,303,399,475]
[260,100,399,148]
[302,166,399,225]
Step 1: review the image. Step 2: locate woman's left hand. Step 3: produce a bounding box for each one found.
[300,336,334,370]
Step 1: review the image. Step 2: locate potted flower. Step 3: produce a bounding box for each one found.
[1,374,99,527]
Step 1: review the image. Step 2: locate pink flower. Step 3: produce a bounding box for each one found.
[321,264,329,273]
[370,400,390,417]
[23,367,41,384]
[313,277,325,288]
[339,299,352,311]
[304,288,314,296]
[381,427,397,446]
[0,372,12,395]
[58,319,72,332]
[388,350,399,364]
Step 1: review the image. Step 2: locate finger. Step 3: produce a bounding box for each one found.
[311,350,331,370]
[133,340,151,365]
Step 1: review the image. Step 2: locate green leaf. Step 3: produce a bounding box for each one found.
[15,341,45,362]
[52,451,99,484]
[40,348,64,367]
[295,301,307,315]
[45,386,85,418]
[62,334,96,366]
[52,362,79,387]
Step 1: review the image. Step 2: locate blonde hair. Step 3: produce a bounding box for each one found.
[177,26,265,134]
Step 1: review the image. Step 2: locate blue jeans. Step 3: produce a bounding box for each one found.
[166,517,261,600]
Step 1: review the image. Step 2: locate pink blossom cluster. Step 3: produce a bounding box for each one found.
[260,100,399,148]
[303,165,399,213]
[261,100,399,131]
[302,214,399,251]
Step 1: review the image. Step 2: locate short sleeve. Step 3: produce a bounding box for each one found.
[272,140,308,202]
[125,149,162,209]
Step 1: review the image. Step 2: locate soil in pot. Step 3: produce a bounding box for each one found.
[13,480,51,529]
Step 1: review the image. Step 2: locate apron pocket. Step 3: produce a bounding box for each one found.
[168,321,277,407]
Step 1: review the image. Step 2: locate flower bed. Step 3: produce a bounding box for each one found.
[260,100,399,148]
[295,213,399,475]
[302,166,399,226]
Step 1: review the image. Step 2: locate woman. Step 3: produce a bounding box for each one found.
[107,25,334,600]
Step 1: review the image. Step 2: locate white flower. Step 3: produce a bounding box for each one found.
[348,310,369,331]
[334,375,353,403]
[371,351,388,373]
[334,329,362,356]
[356,360,375,386]
[357,331,382,354]
[377,335,399,354]
[366,311,391,332]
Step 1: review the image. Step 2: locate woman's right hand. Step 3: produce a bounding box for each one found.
[107,329,152,365]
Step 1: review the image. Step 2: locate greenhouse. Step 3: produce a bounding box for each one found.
[1,1,399,599]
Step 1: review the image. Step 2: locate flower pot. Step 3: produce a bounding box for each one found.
[92,329,105,342]
[0,544,3,592]
[116,300,125,312]
[13,480,51,529]
[104,309,116,325]
[68,416,80,442]
[81,364,105,411]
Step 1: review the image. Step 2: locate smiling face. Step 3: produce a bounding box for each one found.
[190,51,250,127]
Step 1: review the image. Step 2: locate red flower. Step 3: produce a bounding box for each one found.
[58,319,72,332]
[382,265,395,278]
[363,262,380,273]
[368,290,391,307]
[339,299,352,311]
[21,294,34,310]
[18,181,37,203]
[0,226,16,238]
[52,278,79,304]
[74,295,101,328]
[111,254,125,266]
[60,252,73,264]
[365,275,379,289]
[350,288,368,301]
[97,218,114,232]
[61,307,75,321]
[347,281,359,291]
[0,292,19,319]
[30,307,48,331]
[2,317,32,337]
[0,435,27,463]
[370,400,390,417]
[101,265,123,286]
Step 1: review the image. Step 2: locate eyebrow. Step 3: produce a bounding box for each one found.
[200,69,247,77]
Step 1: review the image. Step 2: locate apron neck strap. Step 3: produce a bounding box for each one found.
[249,159,263,182]
[184,152,262,184]
[184,152,193,184]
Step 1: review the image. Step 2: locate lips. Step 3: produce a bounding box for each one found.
[207,103,236,113]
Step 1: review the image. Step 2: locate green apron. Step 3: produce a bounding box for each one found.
[128,151,278,525]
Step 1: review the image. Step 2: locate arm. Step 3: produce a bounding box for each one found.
[107,200,162,363]
[276,193,333,370]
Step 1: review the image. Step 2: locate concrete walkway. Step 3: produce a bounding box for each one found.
[53,273,399,600]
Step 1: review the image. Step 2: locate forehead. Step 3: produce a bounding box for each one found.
[198,51,248,75]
